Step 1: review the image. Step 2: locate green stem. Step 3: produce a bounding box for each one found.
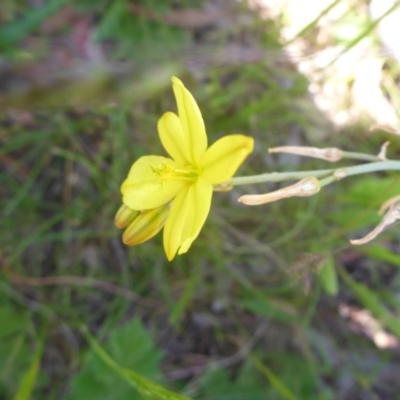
[341,151,382,162]
[229,161,400,187]
[319,176,337,187]
[229,169,334,186]
[340,160,400,175]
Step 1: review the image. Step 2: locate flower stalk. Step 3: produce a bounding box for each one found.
[229,147,400,247]
[228,160,400,187]
[116,76,400,258]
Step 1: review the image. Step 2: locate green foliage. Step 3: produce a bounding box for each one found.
[328,175,400,233]
[332,7,370,43]
[0,0,193,64]
[195,363,267,400]
[0,0,71,51]
[362,244,400,268]
[240,296,300,324]
[13,339,44,400]
[195,357,335,400]
[2,0,400,398]
[66,319,167,400]
[168,266,203,327]
[318,256,338,296]
[94,0,189,61]
[0,301,34,398]
[254,360,296,400]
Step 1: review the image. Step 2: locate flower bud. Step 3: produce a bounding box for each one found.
[269,146,342,162]
[114,204,140,229]
[122,205,169,246]
[238,177,320,206]
[351,198,400,245]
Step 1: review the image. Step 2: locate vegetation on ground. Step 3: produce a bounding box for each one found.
[1,1,400,399]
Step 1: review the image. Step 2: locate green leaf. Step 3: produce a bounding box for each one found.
[361,244,400,268]
[195,363,267,400]
[0,302,33,398]
[240,297,299,324]
[120,369,191,400]
[66,319,188,400]
[169,267,201,327]
[0,0,71,49]
[318,256,338,296]
[80,325,190,400]
[13,340,44,400]
[254,353,328,399]
[330,176,400,230]
[254,360,296,400]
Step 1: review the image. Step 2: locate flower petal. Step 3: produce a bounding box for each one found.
[158,111,189,165]
[200,134,254,184]
[163,177,212,261]
[162,186,190,261]
[172,77,207,165]
[123,205,169,246]
[178,178,213,255]
[121,155,188,210]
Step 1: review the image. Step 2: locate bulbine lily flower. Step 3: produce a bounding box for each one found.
[116,77,254,261]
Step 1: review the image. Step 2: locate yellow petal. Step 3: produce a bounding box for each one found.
[121,155,188,210]
[163,185,190,261]
[158,112,189,165]
[172,77,207,165]
[115,204,140,229]
[200,134,254,184]
[123,205,169,246]
[178,178,213,255]
[163,177,212,261]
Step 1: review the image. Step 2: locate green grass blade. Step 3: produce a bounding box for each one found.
[13,340,44,400]
[169,267,201,327]
[241,297,300,324]
[0,0,71,49]
[285,0,342,45]
[318,256,338,296]
[253,359,296,400]
[325,1,400,68]
[361,244,400,268]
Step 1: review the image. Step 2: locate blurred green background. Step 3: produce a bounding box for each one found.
[2,0,400,399]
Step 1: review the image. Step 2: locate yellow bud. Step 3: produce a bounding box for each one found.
[114,204,140,229]
[122,205,169,246]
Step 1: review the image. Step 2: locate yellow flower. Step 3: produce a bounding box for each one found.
[116,77,254,260]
